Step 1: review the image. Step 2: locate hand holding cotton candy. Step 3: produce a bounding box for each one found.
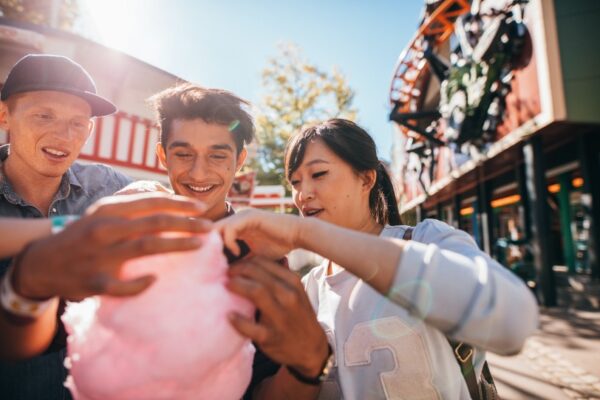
[62,231,255,400]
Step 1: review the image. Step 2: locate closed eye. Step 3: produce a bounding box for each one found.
[175,152,193,158]
[312,171,328,179]
[71,119,89,129]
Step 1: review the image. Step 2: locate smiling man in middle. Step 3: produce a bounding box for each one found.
[152,84,251,221]
[144,83,329,400]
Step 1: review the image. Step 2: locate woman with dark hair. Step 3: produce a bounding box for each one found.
[218,118,538,399]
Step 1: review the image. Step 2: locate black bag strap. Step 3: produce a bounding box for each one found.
[402,226,495,400]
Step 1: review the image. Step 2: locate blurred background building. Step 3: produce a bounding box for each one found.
[388,0,599,308]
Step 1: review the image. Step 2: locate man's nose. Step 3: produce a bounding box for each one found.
[54,119,77,140]
[188,157,209,180]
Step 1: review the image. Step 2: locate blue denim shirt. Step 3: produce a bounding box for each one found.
[0,144,131,400]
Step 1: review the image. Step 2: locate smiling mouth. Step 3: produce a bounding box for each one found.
[43,147,69,158]
[185,184,216,193]
[304,209,323,217]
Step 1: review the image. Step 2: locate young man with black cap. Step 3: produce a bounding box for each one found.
[0,54,213,399]
[0,53,131,216]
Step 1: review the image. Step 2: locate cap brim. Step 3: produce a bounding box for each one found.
[77,91,117,117]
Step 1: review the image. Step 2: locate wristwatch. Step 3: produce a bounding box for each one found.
[286,344,335,386]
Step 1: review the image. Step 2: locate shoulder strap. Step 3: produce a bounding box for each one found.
[449,340,482,400]
[401,225,490,400]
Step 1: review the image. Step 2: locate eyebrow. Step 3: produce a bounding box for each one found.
[210,144,234,152]
[168,141,192,150]
[167,141,234,152]
[304,159,330,167]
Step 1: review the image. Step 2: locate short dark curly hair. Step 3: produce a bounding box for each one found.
[149,83,255,154]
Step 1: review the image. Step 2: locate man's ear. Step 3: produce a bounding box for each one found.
[156,142,168,169]
[235,148,247,172]
[84,119,95,143]
[360,169,377,193]
[0,102,9,132]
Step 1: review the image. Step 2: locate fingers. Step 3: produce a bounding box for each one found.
[229,259,284,295]
[108,215,213,244]
[111,235,203,262]
[103,275,157,297]
[228,312,270,343]
[87,192,207,218]
[222,224,241,256]
[214,211,260,255]
[75,215,211,249]
[230,257,302,292]
[226,275,282,318]
[228,258,312,320]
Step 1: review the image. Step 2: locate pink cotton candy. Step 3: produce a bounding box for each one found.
[62,231,255,400]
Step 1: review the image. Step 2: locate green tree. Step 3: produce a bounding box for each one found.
[250,43,357,186]
[0,0,79,30]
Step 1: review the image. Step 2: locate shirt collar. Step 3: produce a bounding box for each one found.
[0,144,81,205]
[65,167,84,191]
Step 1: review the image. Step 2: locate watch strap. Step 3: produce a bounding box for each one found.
[286,344,334,386]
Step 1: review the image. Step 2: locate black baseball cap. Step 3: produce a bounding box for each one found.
[1,54,117,117]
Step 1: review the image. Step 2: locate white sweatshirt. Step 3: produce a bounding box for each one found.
[302,219,539,400]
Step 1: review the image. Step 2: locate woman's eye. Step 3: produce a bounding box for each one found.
[312,171,328,179]
[35,113,53,120]
[175,153,192,158]
[210,154,227,160]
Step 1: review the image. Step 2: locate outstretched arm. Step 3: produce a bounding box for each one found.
[0,219,52,259]
[216,209,405,293]
[0,193,211,360]
[216,209,539,354]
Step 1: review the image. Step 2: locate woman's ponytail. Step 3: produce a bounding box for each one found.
[371,162,402,226]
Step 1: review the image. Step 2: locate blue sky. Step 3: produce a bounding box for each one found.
[78,0,423,161]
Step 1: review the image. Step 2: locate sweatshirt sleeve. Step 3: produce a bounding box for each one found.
[387,219,539,355]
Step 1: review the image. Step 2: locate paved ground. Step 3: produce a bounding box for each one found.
[487,308,600,399]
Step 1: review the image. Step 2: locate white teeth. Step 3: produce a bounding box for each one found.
[45,148,67,157]
[187,184,213,193]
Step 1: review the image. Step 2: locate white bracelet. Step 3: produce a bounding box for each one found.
[0,263,58,318]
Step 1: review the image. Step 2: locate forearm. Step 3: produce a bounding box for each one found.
[297,218,404,294]
[389,242,538,353]
[0,219,51,258]
[252,368,320,400]
[296,219,538,353]
[0,302,58,360]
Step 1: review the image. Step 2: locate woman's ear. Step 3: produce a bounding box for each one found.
[360,169,377,193]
